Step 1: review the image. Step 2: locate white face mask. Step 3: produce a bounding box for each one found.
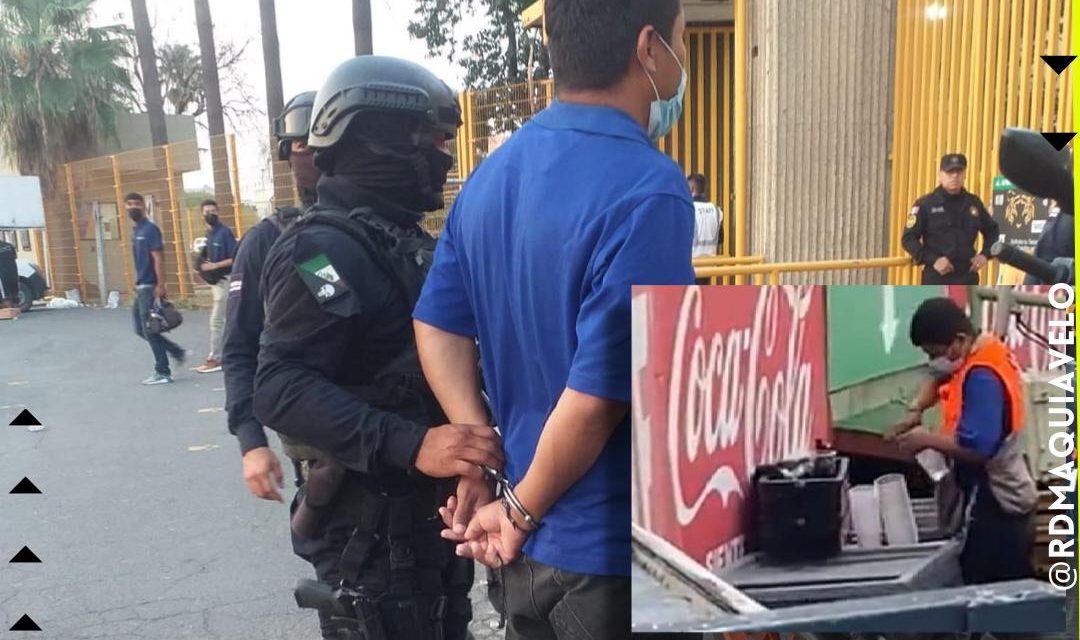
[928,354,962,380]
[641,33,687,140]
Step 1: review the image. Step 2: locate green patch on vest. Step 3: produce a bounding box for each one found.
[295,252,349,305]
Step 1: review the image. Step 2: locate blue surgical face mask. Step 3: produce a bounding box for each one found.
[642,34,686,141]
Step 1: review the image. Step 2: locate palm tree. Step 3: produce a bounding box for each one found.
[353,0,373,55]
[193,0,230,202]
[130,0,167,146]
[0,0,133,187]
[259,0,284,131]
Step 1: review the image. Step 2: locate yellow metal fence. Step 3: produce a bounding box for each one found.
[42,134,288,304]
[887,0,1072,284]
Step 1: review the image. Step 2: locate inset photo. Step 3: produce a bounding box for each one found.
[631,285,1073,635]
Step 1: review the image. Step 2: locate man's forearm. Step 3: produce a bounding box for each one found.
[415,320,488,425]
[924,432,986,466]
[514,388,627,522]
[152,253,166,290]
[911,377,942,412]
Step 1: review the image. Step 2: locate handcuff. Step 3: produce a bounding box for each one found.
[480,465,543,533]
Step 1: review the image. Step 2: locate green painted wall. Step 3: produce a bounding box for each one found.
[826,285,949,391]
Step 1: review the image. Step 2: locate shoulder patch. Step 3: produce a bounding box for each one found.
[905,210,918,229]
[295,252,349,304]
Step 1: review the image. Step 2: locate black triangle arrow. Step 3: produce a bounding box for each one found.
[10,546,41,563]
[1041,55,1076,75]
[9,409,40,426]
[10,614,41,631]
[9,478,41,494]
[1041,132,1076,151]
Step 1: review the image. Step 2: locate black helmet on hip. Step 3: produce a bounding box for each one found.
[275,91,317,161]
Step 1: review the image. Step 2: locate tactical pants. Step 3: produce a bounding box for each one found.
[499,554,630,640]
[290,484,472,640]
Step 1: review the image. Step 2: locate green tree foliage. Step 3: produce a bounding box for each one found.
[408,0,550,90]
[0,0,134,187]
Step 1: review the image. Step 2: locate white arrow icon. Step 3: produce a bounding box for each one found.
[880,286,899,354]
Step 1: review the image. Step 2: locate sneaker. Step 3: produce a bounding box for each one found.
[194,359,222,374]
[170,349,190,367]
[141,373,174,385]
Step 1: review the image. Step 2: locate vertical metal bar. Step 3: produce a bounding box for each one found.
[1005,0,1023,129]
[734,0,748,276]
[111,155,134,294]
[164,145,191,298]
[64,164,85,301]
[942,0,961,152]
[1043,0,1062,133]
[1030,0,1049,132]
[889,0,912,265]
[229,134,243,235]
[696,30,706,176]
[965,0,986,206]
[1018,0,1036,127]
[93,201,108,303]
[720,30,731,255]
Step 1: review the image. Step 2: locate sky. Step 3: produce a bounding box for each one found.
[90,0,479,205]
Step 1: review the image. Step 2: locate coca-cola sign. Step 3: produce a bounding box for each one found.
[632,286,832,570]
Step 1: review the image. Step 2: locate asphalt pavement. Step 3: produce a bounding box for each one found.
[0,305,502,639]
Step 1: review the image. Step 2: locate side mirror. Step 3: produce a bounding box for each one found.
[999,127,1073,215]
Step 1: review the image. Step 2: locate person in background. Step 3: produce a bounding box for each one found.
[0,236,17,309]
[194,199,237,374]
[413,0,694,636]
[223,90,320,502]
[127,192,186,385]
[688,172,722,256]
[892,297,1035,585]
[902,153,1000,284]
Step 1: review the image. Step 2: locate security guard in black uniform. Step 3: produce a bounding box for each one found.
[223,91,320,502]
[253,56,503,640]
[902,153,1000,284]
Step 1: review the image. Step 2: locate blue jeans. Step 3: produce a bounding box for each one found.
[132,285,183,375]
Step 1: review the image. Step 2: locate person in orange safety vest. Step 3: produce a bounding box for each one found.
[891,297,1036,585]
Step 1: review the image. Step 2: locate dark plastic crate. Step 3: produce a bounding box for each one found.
[754,456,849,564]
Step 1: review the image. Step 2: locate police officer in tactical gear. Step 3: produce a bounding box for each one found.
[903,153,1000,284]
[253,56,502,640]
[223,91,321,502]
[276,91,320,208]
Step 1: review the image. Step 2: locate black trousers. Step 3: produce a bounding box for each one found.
[961,485,1035,585]
[921,266,980,285]
[497,554,630,640]
[290,487,472,640]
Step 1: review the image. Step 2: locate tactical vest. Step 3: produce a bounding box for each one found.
[278,204,446,464]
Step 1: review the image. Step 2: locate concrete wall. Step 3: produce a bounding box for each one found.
[95,113,198,156]
[685,0,733,23]
[747,0,897,283]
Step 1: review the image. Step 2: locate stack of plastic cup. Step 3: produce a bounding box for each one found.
[848,485,883,549]
[875,473,919,546]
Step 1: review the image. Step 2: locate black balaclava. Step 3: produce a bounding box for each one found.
[316,112,453,212]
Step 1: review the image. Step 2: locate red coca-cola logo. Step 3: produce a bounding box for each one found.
[633,286,832,566]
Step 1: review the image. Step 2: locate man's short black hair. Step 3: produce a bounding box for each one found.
[201,199,218,209]
[910,297,976,347]
[688,173,707,193]
[124,192,144,203]
[546,0,682,91]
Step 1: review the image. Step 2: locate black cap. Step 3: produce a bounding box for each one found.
[940,153,967,171]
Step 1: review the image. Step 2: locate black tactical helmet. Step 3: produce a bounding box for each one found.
[275,91,316,161]
[308,56,462,153]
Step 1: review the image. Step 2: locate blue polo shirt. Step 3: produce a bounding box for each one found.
[414,100,695,576]
[206,223,238,265]
[955,367,1008,491]
[132,218,164,286]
